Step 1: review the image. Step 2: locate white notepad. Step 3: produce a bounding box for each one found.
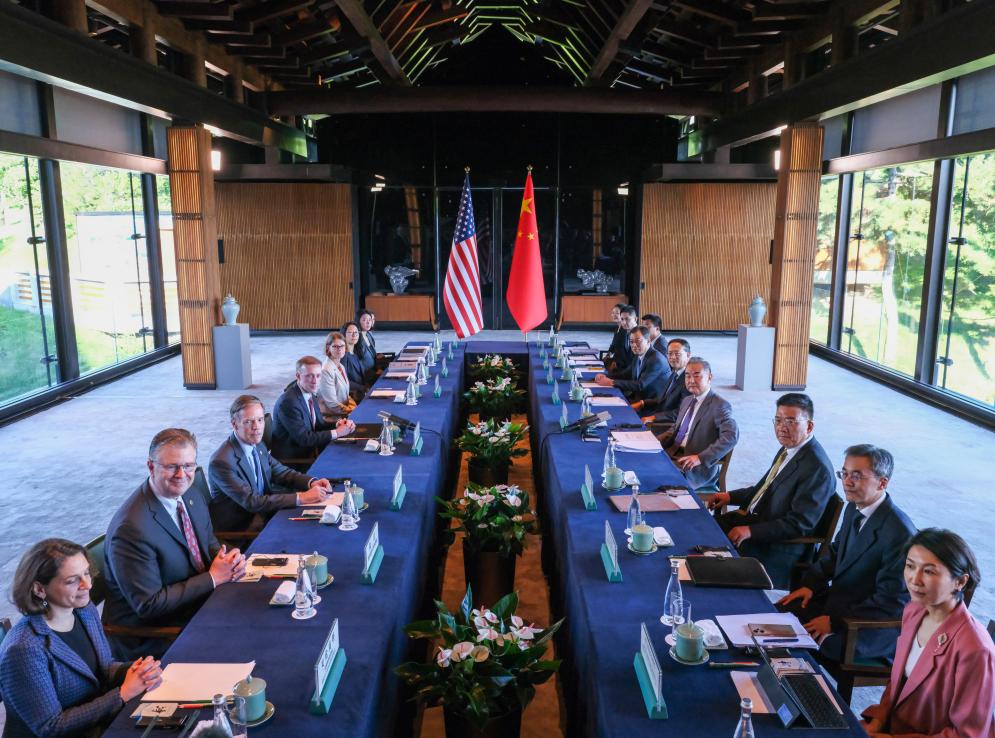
[142,662,255,702]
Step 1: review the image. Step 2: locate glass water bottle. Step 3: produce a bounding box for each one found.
[294,557,316,617]
[661,558,684,626]
[732,697,755,738]
[626,485,642,534]
[602,437,617,476]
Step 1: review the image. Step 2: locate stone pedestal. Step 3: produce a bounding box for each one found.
[212,324,252,390]
[735,324,775,391]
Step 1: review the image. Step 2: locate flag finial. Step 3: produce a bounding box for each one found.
[464,166,470,173]
[527,164,533,172]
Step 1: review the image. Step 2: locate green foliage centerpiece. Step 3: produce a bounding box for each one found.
[396,587,562,738]
[463,377,526,423]
[456,419,528,486]
[467,353,518,383]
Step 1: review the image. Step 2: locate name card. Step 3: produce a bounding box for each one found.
[601,519,622,582]
[410,422,424,456]
[433,374,442,397]
[447,342,454,359]
[309,618,348,714]
[551,379,561,405]
[546,366,554,384]
[441,357,449,377]
[361,522,384,584]
[391,464,407,510]
[580,464,597,511]
[559,402,569,429]
[634,622,667,719]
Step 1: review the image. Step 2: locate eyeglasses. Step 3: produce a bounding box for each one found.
[330,343,346,350]
[835,470,877,482]
[237,418,265,427]
[153,462,197,474]
[772,417,803,427]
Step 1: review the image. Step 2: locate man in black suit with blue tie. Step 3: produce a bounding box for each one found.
[271,356,355,466]
[103,429,247,659]
[209,395,333,533]
[594,326,671,403]
[708,393,836,589]
[636,338,693,427]
[777,444,916,663]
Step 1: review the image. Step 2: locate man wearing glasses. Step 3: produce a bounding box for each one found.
[776,445,915,664]
[103,428,247,659]
[635,338,693,428]
[708,393,835,589]
[209,395,332,534]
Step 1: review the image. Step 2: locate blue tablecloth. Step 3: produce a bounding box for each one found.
[103,343,468,738]
[524,344,866,737]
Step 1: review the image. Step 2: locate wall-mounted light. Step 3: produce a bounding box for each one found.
[211,150,222,171]
[617,182,629,196]
[773,149,781,171]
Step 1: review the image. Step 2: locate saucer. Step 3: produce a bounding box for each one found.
[316,574,334,590]
[291,608,317,620]
[234,701,275,728]
[602,482,625,492]
[669,647,709,666]
[627,542,658,556]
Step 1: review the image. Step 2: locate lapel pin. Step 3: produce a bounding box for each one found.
[937,633,948,646]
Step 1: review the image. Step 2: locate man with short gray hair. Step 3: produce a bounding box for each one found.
[103,428,246,659]
[776,444,915,664]
[209,395,333,533]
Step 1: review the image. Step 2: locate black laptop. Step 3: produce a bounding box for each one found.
[753,637,849,730]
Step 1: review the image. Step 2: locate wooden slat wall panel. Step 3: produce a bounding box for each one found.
[640,183,776,330]
[770,122,824,389]
[167,125,221,388]
[215,183,354,330]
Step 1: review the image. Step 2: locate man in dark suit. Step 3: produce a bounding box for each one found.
[658,358,739,490]
[209,395,333,533]
[641,313,667,354]
[605,302,626,359]
[777,444,915,663]
[637,338,693,426]
[271,356,355,464]
[594,326,671,403]
[103,428,246,659]
[607,305,638,373]
[709,393,837,589]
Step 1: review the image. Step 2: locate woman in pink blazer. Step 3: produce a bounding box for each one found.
[862,528,995,738]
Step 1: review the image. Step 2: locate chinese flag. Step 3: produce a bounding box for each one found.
[506,170,548,331]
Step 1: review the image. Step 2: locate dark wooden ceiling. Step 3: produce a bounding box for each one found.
[84,0,896,94]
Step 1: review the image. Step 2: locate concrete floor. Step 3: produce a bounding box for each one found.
[1,328,993,724]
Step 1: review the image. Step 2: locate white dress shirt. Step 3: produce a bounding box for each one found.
[679,388,710,448]
[855,491,888,532]
[771,433,813,480]
[151,487,186,534]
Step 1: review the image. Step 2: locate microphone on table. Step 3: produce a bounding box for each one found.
[561,411,611,434]
[376,410,417,431]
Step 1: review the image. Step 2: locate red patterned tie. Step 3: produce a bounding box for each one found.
[176,501,206,572]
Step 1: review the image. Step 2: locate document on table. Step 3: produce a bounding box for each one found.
[730,672,775,713]
[609,430,662,453]
[370,389,405,399]
[142,662,255,702]
[590,396,629,407]
[384,371,414,379]
[580,382,601,389]
[715,613,819,650]
[243,553,304,579]
[301,493,345,507]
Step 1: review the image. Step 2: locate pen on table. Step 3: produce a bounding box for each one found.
[708,661,760,669]
[757,637,800,643]
[289,516,320,521]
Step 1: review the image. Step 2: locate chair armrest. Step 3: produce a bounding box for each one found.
[840,617,902,668]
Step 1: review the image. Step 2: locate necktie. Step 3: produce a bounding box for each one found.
[252,446,264,492]
[635,357,643,379]
[666,371,679,398]
[673,397,698,447]
[176,501,206,573]
[842,513,863,560]
[747,448,789,513]
[307,396,317,429]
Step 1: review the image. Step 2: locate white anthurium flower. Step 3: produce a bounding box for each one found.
[510,615,524,628]
[480,494,495,503]
[484,609,499,623]
[518,641,529,651]
[473,615,488,628]
[512,624,542,640]
[451,642,474,661]
[507,496,522,507]
[477,627,500,642]
[489,436,500,443]
[437,648,453,667]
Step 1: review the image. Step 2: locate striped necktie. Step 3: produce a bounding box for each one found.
[176,501,206,573]
[747,448,789,513]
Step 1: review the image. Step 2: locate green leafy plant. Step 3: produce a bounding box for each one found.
[463,377,526,419]
[455,419,528,470]
[395,588,562,730]
[467,353,518,383]
[438,483,538,557]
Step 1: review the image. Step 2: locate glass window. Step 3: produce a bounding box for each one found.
[359,187,435,295]
[559,187,629,298]
[0,153,57,406]
[841,163,932,376]
[61,162,154,374]
[935,152,995,407]
[810,175,839,344]
[156,176,180,345]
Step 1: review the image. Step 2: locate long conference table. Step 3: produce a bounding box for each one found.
[104,338,866,738]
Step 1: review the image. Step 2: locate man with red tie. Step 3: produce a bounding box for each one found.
[271,356,355,469]
[103,429,247,659]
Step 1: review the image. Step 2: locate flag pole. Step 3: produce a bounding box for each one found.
[525,164,533,347]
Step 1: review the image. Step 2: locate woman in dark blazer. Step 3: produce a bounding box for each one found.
[862,528,995,738]
[0,539,162,738]
[341,321,370,398]
[356,309,377,375]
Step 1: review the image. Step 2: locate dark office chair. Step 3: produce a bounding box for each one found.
[695,448,734,514]
[264,408,317,473]
[785,494,845,590]
[190,466,258,548]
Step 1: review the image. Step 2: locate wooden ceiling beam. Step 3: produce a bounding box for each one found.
[155,2,235,21]
[658,21,713,48]
[300,40,357,64]
[229,45,286,58]
[585,0,656,84]
[183,18,253,33]
[671,0,750,27]
[214,32,272,47]
[334,0,410,84]
[753,1,831,21]
[236,0,314,25]
[413,6,469,31]
[273,20,339,46]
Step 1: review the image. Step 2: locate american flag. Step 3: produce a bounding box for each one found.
[443,173,483,338]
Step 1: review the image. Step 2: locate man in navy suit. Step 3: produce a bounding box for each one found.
[607,305,638,373]
[103,429,247,659]
[641,313,667,354]
[271,356,355,464]
[636,337,693,426]
[209,395,333,533]
[777,444,916,662]
[594,326,671,403]
[709,393,837,589]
